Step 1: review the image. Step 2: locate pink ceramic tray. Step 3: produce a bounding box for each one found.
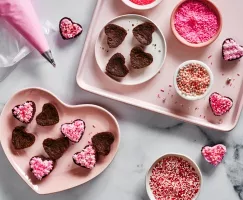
[77,0,243,131]
[0,88,120,194]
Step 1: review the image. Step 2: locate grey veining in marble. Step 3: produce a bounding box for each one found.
[0,0,242,200]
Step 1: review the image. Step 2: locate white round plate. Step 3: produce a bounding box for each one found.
[121,0,163,10]
[95,14,167,85]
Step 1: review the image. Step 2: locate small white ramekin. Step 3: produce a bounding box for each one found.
[121,0,163,10]
[174,60,214,101]
[146,153,202,200]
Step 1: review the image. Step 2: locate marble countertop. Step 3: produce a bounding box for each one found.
[0,0,242,199]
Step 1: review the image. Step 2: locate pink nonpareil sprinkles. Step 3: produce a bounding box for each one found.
[176,63,210,96]
[174,0,219,44]
[129,0,155,5]
[13,102,34,123]
[149,156,200,200]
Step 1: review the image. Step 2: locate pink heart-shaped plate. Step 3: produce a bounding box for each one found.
[0,88,120,194]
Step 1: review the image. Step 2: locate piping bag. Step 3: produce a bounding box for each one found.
[0,0,56,67]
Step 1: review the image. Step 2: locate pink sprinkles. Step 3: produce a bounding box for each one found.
[73,145,96,169]
[30,157,54,180]
[149,156,200,200]
[129,0,155,5]
[202,144,226,166]
[176,63,210,96]
[60,18,82,39]
[61,120,85,143]
[222,39,243,61]
[13,101,34,123]
[174,0,219,44]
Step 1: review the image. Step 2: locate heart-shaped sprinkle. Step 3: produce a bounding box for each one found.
[222,38,243,61]
[73,145,97,169]
[12,101,36,124]
[106,53,129,77]
[61,119,85,143]
[130,46,153,69]
[133,22,156,46]
[12,126,35,149]
[201,144,226,166]
[105,24,127,48]
[43,137,69,160]
[91,132,115,156]
[29,156,55,180]
[36,103,59,126]
[209,92,233,116]
[59,17,83,40]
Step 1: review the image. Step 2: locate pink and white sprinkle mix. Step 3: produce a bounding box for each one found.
[30,157,54,180]
[222,38,243,61]
[61,119,85,143]
[201,144,226,166]
[174,0,219,44]
[129,0,155,5]
[149,156,200,200]
[73,145,96,169]
[209,93,233,116]
[59,18,82,39]
[12,101,35,123]
[176,63,210,96]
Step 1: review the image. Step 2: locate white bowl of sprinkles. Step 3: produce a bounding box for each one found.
[146,153,202,200]
[174,60,214,101]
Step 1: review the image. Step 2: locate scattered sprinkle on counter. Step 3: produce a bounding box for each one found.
[129,0,155,5]
[149,156,200,200]
[174,0,219,44]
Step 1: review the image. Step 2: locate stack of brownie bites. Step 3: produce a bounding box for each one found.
[11,101,115,180]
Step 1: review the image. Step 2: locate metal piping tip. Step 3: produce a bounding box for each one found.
[42,50,56,68]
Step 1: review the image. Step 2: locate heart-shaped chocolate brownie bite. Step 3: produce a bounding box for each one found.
[12,126,35,149]
[222,38,243,61]
[29,156,55,180]
[73,145,97,169]
[59,17,83,40]
[105,24,127,48]
[209,92,233,116]
[43,137,69,160]
[133,22,156,46]
[12,101,36,124]
[130,46,153,69]
[91,132,114,156]
[106,53,129,77]
[201,144,226,166]
[61,119,85,143]
[36,103,59,126]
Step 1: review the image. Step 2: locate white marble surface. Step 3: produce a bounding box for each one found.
[0,0,242,199]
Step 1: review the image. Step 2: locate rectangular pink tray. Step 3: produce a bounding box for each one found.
[77,0,243,131]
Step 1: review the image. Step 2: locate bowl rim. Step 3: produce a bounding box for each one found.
[170,0,222,48]
[173,60,214,101]
[145,153,203,200]
[121,0,163,10]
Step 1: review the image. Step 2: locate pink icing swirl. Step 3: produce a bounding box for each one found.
[13,101,34,123]
[223,39,243,60]
[30,157,54,180]
[73,145,96,169]
[61,119,85,142]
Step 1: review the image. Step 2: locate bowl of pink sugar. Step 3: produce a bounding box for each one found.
[146,153,202,200]
[171,0,222,47]
[174,60,214,101]
[122,0,163,10]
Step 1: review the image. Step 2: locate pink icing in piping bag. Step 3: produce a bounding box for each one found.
[0,0,56,67]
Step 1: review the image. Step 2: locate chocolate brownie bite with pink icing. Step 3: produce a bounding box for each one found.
[201,144,226,166]
[73,145,97,169]
[61,119,85,143]
[209,92,233,116]
[222,38,243,61]
[12,101,36,124]
[59,17,83,40]
[29,156,55,180]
